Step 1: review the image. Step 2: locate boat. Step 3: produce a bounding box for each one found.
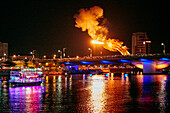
[9,68,45,87]
[89,69,102,74]
[43,71,63,75]
[101,68,110,73]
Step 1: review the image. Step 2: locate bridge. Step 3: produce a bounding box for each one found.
[56,54,170,74]
[10,54,170,74]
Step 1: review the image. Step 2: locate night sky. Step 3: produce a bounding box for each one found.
[0,0,169,58]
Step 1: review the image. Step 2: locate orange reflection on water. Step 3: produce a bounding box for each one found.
[53,76,56,83]
[91,75,105,80]
[107,75,131,112]
[136,74,143,83]
[46,76,48,83]
[89,77,106,113]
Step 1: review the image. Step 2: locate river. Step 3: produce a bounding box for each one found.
[0,74,170,112]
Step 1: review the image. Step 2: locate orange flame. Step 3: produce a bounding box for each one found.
[74,6,130,55]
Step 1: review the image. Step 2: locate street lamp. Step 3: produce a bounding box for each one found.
[4,53,6,61]
[12,55,16,61]
[161,43,165,54]
[63,48,66,58]
[30,50,36,60]
[88,48,92,57]
[53,54,56,59]
[58,50,62,59]
[43,55,46,59]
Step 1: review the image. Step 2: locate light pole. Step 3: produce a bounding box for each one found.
[30,50,36,60]
[43,55,46,59]
[58,50,62,59]
[88,48,92,57]
[4,53,6,61]
[63,48,66,58]
[53,54,56,59]
[161,43,165,54]
[12,55,16,61]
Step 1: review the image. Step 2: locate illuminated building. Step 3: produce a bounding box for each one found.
[132,32,151,55]
[0,42,8,58]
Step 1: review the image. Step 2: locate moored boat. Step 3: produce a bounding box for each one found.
[9,68,45,87]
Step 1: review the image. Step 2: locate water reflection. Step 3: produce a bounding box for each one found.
[9,85,45,113]
[89,75,106,112]
[128,74,169,112]
[0,74,170,112]
[155,75,167,112]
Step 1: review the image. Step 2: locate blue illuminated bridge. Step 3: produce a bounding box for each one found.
[44,54,170,74]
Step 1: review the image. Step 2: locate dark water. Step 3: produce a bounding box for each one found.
[0,74,170,113]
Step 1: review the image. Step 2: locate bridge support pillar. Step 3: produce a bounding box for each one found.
[143,62,156,74]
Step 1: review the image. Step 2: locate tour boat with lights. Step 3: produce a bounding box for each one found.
[9,68,45,87]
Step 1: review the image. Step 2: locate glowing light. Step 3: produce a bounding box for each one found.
[133,62,169,69]
[124,74,128,77]
[139,59,153,63]
[160,58,170,61]
[13,55,16,58]
[53,76,56,83]
[46,76,48,83]
[108,42,112,48]
[156,63,169,69]
[92,75,105,80]
[164,76,167,81]
[105,73,109,77]
[58,76,62,82]
[101,60,114,64]
[146,41,151,43]
[89,74,93,77]
[45,63,49,66]
[92,40,104,44]
[119,59,131,63]
[81,61,93,65]
[65,62,74,65]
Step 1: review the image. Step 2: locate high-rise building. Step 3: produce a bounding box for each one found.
[0,42,8,58]
[132,32,151,55]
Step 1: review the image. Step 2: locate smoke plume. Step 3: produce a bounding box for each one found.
[74,6,108,42]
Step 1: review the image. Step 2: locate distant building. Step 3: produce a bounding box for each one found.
[132,32,151,55]
[0,42,8,58]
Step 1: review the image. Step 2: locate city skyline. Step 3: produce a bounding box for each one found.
[0,1,169,57]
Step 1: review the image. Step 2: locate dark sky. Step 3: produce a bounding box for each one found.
[0,0,169,58]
